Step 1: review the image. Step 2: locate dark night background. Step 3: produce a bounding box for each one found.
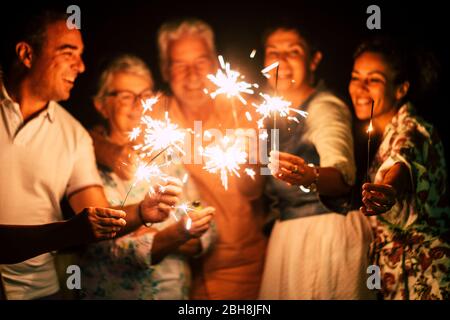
[2,0,450,194]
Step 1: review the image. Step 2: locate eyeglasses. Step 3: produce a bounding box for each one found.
[105,89,154,108]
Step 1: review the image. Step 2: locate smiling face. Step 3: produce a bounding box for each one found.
[167,35,216,110]
[349,51,406,122]
[264,29,319,94]
[95,71,153,143]
[28,20,85,102]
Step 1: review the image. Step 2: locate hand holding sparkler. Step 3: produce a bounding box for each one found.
[268,151,317,188]
[178,206,215,239]
[138,177,183,225]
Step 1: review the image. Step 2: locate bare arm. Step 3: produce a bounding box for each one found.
[175,239,202,257]
[150,207,215,264]
[0,208,126,264]
[68,185,144,235]
[150,222,190,264]
[361,162,412,215]
[68,178,182,236]
[269,151,351,196]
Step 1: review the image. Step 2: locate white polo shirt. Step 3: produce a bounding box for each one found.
[0,84,102,299]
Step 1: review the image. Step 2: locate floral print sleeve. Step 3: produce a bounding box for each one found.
[110,232,155,268]
[370,104,450,300]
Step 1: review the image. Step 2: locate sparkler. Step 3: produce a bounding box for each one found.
[202,136,248,190]
[207,55,257,126]
[261,61,279,77]
[120,159,168,208]
[252,93,308,129]
[175,201,199,230]
[137,111,186,158]
[366,99,374,181]
[120,99,187,208]
[141,95,159,113]
[244,168,256,180]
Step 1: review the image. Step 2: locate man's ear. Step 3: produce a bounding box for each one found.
[310,51,322,72]
[94,98,108,119]
[395,81,410,102]
[15,42,34,69]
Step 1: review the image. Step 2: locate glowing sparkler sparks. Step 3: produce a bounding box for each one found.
[202,136,248,190]
[250,49,257,58]
[244,168,256,180]
[134,162,164,183]
[261,61,279,79]
[121,111,186,208]
[129,127,141,141]
[141,95,159,113]
[138,111,186,157]
[172,201,196,230]
[206,55,256,105]
[252,93,308,128]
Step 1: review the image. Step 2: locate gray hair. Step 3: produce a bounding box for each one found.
[95,54,153,100]
[157,18,216,81]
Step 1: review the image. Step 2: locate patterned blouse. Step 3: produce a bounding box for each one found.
[369,103,450,300]
[79,160,215,300]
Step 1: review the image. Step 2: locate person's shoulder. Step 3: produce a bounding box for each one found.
[311,90,347,109]
[51,101,91,140]
[395,104,437,143]
[308,89,351,120]
[52,101,85,127]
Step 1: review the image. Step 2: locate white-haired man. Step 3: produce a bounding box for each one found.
[93,18,267,300]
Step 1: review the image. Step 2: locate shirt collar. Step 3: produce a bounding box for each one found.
[1,83,56,123]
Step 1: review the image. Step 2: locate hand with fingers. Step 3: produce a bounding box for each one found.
[140,176,183,224]
[180,207,215,238]
[78,207,127,241]
[268,150,314,187]
[360,183,397,216]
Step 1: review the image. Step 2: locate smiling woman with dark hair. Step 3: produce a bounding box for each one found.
[258,24,374,299]
[349,36,450,300]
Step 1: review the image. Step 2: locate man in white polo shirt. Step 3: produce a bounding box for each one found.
[0,9,181,300]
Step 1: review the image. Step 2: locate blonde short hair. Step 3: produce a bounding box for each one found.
[95,54,153,100]
[157,18,216,81]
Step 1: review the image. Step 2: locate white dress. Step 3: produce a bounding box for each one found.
[259,90,375,299]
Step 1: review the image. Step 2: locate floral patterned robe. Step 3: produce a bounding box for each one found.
[369,103,450,300]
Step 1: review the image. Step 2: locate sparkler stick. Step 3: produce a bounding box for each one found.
[207,55,257,127]
[366,99,374,182]
[273,65,279,150]
[231,97,238,127]
[120,98,186,208]
[120,146,170,208]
